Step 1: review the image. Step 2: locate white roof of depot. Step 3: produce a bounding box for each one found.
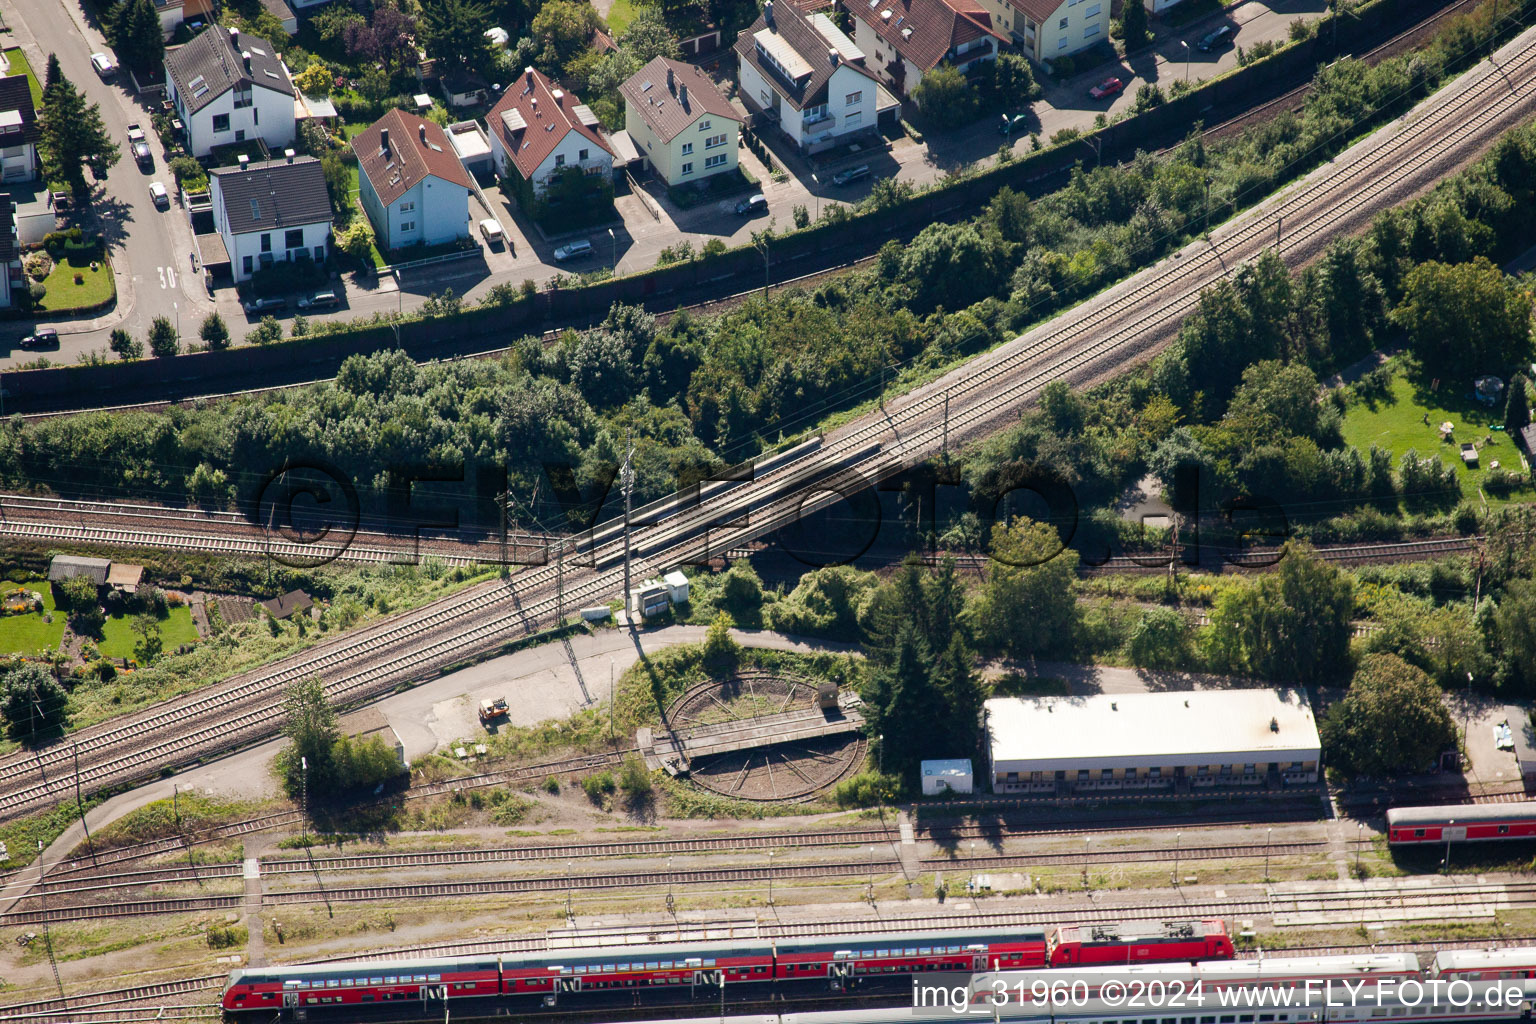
[985,688,1320,770]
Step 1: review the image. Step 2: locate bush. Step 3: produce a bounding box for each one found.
[246,316,283,345]
[581,770,616,803]
[617,756,653,808]
[206,924,246,949]
[23,251,53,281]
[830,771,900,807]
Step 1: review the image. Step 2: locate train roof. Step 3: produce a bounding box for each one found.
[233,954,502,983]
[505,939,772,968]
[1432,948,1536,970]
[1056,919,1225,944]
[1198,953,1421,977]
[775,928,1044,954]
[1386,801,1536,826]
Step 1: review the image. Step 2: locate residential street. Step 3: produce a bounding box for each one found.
[0,0,213,362]
[0,0,1331,370]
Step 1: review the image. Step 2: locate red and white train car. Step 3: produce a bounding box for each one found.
[1431,948,1536,981]
[1386,802,1536,844]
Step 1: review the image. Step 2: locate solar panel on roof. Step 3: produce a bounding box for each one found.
[501,108,527,132]
[572,103,599,127]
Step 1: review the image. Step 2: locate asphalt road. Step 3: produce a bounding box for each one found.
[0,0,213,360]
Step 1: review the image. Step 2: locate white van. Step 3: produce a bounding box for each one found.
[479,218,505,249]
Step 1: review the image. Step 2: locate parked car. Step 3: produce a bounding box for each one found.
[148,181,168,207]
[1197,25,1235,51]
[127,123,152,170]
[998,113,1029,136]
[479,697,510,726]
[242,296,287,314]
[296,289,339,310]
[735,194,768,216]
[18,327,59,350]
[1088,77,1124,100]
[553,239,593,262]
[832,165,870,186]
[479,218,505,249]
[90,53,117,78]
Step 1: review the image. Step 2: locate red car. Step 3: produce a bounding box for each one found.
[1089,76,1124,99]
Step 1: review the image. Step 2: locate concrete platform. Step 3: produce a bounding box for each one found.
[640,699,866,776]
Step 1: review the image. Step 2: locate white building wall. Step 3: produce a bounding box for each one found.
[738,60,806,142]
[222,221,329,282]
[737,59,873,147]
[0,142,36,183]
[172,81,295,158]
[1034,0,1107,59]
[415,176,470,246]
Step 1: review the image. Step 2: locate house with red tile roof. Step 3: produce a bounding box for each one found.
[845,0,1006,96]
[621,57,742,187]
[734,0,883,154]
[486,66,613,198]
[352,108,475,251]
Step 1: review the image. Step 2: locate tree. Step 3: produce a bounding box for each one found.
[931,633,986,759]
[419,0,498,76]
[335,217,376,261]
[43,54,63,96]
[131,612,163,664]
[1492,578,1536,692]
[618,8,681,63]
[1127,607,1192,669]
[1221,360,1323,441]
[148,316,179,357]
[275,677,338,800]
[861,624,943,782]
[38,68,120,197]
[342,1,419,75]
[108,327,142,361]
[912,63,979,124]
[1505,373,1531,433]
[0,663,69,742]
[55,574,99,614]
[1321,653,1455,777]
[1119,0,1149,48]
[718,560,764,622]
[702,610,739,676]
[320,152,352,216]
[990,52,1040,108]
[200,313,230,351]
[1390,258,1533,377]
[530,0,600,70]
[967,517,1078,659]
[108,0,164,76]
[1206,542,1354,682]
[293,62,334,98]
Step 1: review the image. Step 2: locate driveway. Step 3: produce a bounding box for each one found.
[0,0,213,369]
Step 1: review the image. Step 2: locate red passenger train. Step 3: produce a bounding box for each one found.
[1386,801,1536,844]
[223,920,1232,1015]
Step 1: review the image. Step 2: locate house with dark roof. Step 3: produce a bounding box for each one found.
[352,109,474,251]
[972,0,1104,62]
[0,74,39,183]
[165,25,295,158]
[0,195,19,308]
[621,58,742,187]
[734,0,882,153]
[845,0,1006,97]
[486,66,614,198]
[208,151,332,281]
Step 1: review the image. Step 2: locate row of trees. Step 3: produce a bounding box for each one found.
[39,56,118,199]
[275,678,404,801]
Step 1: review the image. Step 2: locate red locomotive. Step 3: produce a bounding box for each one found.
[223,920,1231,1015]
[1048,918,1233,965]
[1386,801,1536,844]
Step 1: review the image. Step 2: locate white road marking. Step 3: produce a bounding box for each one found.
[166,266,176,289]
[156,266,166,288]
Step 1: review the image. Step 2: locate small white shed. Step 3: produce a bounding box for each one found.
[663,570,690,604]
[921,759,974,796]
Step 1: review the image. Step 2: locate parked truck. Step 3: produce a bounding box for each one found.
[127,123,152,170]
[478,698,509,726]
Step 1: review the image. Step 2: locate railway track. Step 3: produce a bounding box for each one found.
[2,25,1533,830]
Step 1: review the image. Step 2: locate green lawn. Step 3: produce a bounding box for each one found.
[1340,368,1530,502]
[606,0,639,36]
[96,606,198,661]
[36,244,115,313]
[2,49,43,107]
[0,581,65,654]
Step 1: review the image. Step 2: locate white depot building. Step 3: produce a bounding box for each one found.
[984,689,1321,795]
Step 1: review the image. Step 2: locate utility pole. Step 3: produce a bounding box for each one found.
[620,439,635,619]
[39,841,66,1006]
[1264,827,1272,882]
[942,389,950,460]
[1173,832,1181,885]
[72,742,94,864]
[300,756,309,844]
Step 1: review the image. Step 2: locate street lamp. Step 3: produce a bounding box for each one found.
[1082,837,1091,889]
[1444,822,1454,875]
[1356,822,1363,876]
[567,860,574,918]
[608,227,617,271]
[767,851,775,905]
[809,173,820,221]
[1173,832,1181,885]
[1180,40,1191,83]
[173,301,180,343]
[1265,827,1272,882]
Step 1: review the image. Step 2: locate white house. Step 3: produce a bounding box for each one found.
[621,57,743,187]
[734,0,881,154]
[353,108,474,251]
[165,25,296,159]
[981,0,1108,62]
[845,0,1005,97]
[486,66,614,197]
[208,152,332,282]
[0,74,39,183]
[154,0,215,40]
[0,196,19,308]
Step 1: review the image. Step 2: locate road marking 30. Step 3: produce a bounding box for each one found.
[157,266,176,289]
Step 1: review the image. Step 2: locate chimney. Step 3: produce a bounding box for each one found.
[829,47,840,66]
[380,127,390,155]
[764,0,774,25]
[419,123,427,144]
[524,66,535,91]
[237,154,249,170]
[667,66,675,93]
[241,50,252,73]
[284,148,295,163]
[679,82,688,108]
[228,26,239,44]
